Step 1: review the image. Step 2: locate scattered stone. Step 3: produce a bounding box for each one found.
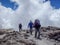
[0,29,36,45]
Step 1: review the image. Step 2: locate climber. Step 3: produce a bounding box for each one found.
[28,20,33,35]
[19,23,22,32]
[33,19,41,39]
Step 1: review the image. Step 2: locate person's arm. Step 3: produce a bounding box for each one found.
[21,24,22,27]
[33,23,35,28]
[40,24,41,27]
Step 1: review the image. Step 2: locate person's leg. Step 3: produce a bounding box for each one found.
[30,28,33,35]
[37,29,40,39]
[35,29,37,38]
[30,28,31,35]
[19,28,20,32]
[19,27,21,32]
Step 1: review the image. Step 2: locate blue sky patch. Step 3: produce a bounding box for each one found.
[44,0,60,9]
[50,0,60,9]
[0,0,18,10]
[0,0,60,10]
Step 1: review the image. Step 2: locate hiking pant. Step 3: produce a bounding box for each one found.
[30,28,33,35]
[19,28,22,32]
[35,29,40,38]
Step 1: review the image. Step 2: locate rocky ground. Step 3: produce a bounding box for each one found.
[0,27,60,45]
[0,29,36,45]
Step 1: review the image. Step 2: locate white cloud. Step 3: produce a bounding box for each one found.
[0,0,60,30]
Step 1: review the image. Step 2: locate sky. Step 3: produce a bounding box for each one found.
[0,0,60,10]
[0,0,18,10]
[0,0,60,30]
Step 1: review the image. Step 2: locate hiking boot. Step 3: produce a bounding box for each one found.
[37,37,42,40]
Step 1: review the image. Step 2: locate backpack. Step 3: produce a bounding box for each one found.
[34,19,41,29]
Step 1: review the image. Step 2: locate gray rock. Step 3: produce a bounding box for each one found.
[0,29,36,45]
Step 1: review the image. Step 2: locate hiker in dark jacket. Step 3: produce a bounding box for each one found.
[19,23,22,32]
[34,19,41,39]
[28,21,33,35]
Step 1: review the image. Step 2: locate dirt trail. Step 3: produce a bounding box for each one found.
[28,32,55,45]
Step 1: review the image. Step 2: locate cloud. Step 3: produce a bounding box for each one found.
[0,0,60,30]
